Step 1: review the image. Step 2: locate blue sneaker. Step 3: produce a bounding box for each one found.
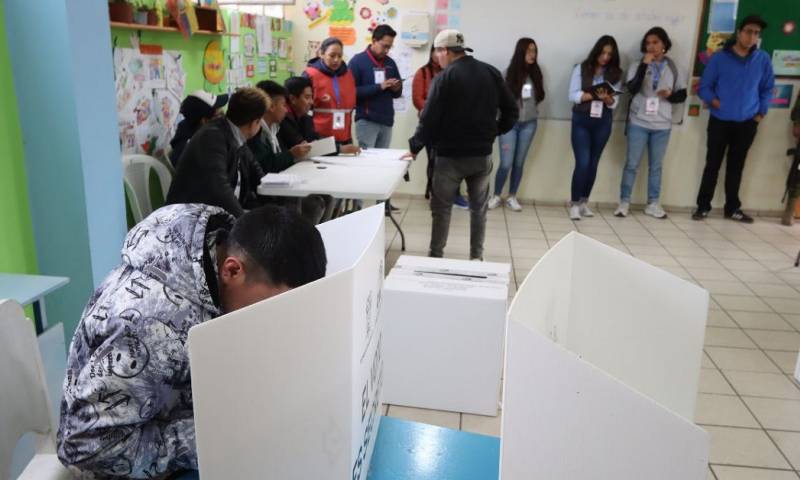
[454,195,469,210]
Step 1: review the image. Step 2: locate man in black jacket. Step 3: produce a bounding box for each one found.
[166,87,268,217]
[407,29,518,260]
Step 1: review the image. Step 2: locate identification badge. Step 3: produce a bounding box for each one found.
[645,97,660,116]
[374,69,386,85]
[521,84,533,99]
[333,111,346,131]
[590,100,603,118]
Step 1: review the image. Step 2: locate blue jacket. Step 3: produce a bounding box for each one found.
[698,44,775,122]
[348,47,403,127]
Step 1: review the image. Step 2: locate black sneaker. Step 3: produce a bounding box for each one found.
[725,209,754,224]
[692,209,709,221]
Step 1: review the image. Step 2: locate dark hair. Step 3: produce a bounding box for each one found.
[256,80,288,100]
[581,35,622,85]
[739,14,767,31]
[422,45,438,77]
[284,76,312,98]
[505,37,545,104]
[640,27,672,53]
[372,24,397,42]
[228,205,327,288]
[320,37,343,55]
[225,87,268,126]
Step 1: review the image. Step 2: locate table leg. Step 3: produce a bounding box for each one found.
[32,300,45,335]
[385,202,406,251]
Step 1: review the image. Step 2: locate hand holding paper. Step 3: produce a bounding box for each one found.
[305,136,337,159]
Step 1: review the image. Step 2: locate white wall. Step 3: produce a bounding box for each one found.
[285,2,800,214]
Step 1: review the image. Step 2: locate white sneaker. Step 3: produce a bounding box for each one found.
[645,202,667,219]
[487,195,502,210]
[506,196,522,212]
[569,204,581,220]
[614,201,630,218]
[579,202,594,217]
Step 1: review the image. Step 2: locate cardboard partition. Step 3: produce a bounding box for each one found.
[500,231,710,479]
[188,204,386,480]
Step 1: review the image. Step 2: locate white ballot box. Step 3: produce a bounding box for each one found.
[381,256,511,416]
[500,232,710,479]
[188,204,386,480]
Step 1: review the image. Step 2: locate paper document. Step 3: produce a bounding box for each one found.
[305,136,337,158]
[260,173,302,186]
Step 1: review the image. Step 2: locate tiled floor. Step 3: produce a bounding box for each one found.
[381,197,800,479]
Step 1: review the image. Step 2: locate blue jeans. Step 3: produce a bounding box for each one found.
[356,119,393,148]
[570,110,613,203]
[620,123,671,204]
[495,119,537,195]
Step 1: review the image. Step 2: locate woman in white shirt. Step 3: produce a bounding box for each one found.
[614,27,687,219]
[567,35,623,220]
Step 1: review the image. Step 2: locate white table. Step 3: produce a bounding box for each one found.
[0,273,70,334]
[258,149,411,249]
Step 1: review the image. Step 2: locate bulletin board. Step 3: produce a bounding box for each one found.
[111,8,295,157]
[694,0,800,77]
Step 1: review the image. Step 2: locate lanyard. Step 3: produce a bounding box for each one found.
[366,47,385,68]
[332,75,342,106]
[651,60,666,90]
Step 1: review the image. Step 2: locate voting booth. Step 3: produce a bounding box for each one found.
[500,232,710,479]
[381,256,511,416]
[188,205,386,480]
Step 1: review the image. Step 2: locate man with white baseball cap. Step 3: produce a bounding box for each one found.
[406,29,518,260]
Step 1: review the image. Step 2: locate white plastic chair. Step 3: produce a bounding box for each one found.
[0,299,72,480]
[121,154,173,223]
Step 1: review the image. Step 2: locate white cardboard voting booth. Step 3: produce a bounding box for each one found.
[381,256,510,416]
[500,232,710,479]
[188,204,386,480]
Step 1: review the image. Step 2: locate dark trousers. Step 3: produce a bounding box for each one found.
[570,110,613,203]
[429,155,492,259]
[696,116,759,215]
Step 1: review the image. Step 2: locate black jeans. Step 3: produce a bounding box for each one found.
[696,116,759,215]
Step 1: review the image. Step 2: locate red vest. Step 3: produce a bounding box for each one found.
[305,66,357,142]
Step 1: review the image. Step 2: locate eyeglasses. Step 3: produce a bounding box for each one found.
[741,27,761,36]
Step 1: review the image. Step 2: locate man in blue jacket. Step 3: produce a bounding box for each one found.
[349,24,403,149]
[694,15,775,223]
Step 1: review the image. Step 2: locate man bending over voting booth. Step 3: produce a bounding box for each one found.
[56,204,326,478]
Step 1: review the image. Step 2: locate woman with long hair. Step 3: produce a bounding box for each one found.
[567,35,623,220]
[489,37,545,211]
[614,27,687,219]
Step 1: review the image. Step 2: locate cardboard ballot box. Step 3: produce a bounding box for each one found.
[188,205,386,480]
[500,232,710,479]
[381,256,511,416]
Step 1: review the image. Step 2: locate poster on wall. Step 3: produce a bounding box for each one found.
[392,43,414,113]
[772,50,800,77]
[114,48,186,157]
[771,84,795,109]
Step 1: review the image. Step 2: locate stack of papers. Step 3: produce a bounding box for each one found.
[260,173,302,187]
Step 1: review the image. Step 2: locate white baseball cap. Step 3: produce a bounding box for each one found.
[188,90,229,110]
[433,29,473,52]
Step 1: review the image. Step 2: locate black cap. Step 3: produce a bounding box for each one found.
[179,91,229,121]
[739,14,767,30]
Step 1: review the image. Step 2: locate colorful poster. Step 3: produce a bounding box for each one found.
[770,84,794,109]
[772,50,800,77]
[203,40,225,85]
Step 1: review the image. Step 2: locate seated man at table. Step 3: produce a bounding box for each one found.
[57,203,327,479]
[279,76,361,155]
[251,80,332,224]
[249,80,311,173]
[166,87,268,217]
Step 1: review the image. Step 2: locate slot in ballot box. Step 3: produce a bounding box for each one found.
[500,232,710,479]
[381,256,511,416]
[188,204,386,480]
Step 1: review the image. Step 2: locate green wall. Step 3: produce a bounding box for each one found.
[110,9,294,99]
[0,0,37,275]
